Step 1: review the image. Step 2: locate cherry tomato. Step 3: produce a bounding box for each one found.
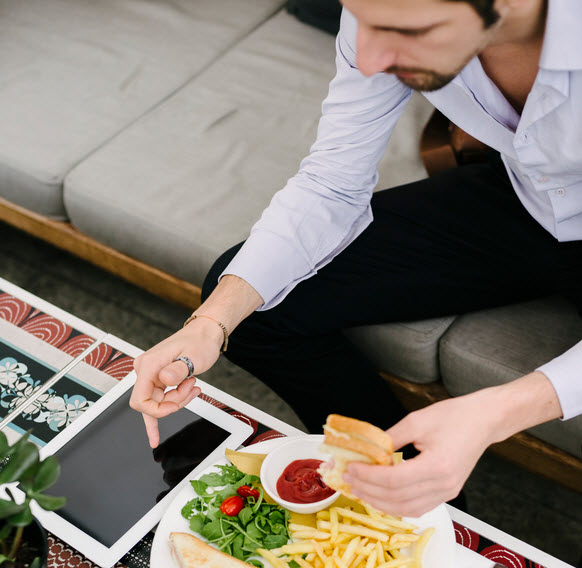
[236,485,260,500]
[220,495,244,516]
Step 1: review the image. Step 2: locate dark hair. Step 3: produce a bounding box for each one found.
[449,0,500,28]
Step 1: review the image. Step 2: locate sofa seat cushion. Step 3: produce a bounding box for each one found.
[64,8,433,287]
[440,296,582,458]
[0,0,285,219]
[345,317,455,384]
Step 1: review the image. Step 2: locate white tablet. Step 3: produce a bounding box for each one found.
[33,373,253,568]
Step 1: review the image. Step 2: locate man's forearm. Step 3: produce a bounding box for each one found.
[194,274,264,334]
[483,371,563,445]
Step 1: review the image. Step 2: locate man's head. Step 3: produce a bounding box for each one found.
[342,0,511,91]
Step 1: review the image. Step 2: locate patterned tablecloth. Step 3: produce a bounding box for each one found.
[0,286,549,568]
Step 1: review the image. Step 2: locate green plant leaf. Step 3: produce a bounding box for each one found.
[0,522,12,540]
[0,442,39,484]
[0,432,8,460]
[7,505,33,527]
[0,553,10,565]
[32,456,60,492]
[0,500,25,520]
[31,493,66,512]
[29,557,42,568]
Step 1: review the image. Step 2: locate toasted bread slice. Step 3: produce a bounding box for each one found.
[318,415,394,504]
[169,532,250,568]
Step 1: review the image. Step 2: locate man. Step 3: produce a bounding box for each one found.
[130,0,582,518]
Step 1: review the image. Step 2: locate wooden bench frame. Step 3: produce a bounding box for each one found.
[1,190,580,495]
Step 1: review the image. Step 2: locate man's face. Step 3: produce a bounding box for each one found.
[342,0,503,91]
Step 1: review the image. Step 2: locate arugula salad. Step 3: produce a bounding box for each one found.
[181,462,292,566]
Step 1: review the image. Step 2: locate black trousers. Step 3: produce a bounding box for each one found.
[203,154,582,434]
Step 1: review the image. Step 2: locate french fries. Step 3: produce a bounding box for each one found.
[271,506,434,568]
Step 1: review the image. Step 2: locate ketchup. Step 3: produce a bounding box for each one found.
[276,459,335,504]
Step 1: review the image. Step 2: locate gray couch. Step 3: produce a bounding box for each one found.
[1,0,580,480]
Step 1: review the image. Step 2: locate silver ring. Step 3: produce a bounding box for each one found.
[173,356,195,379]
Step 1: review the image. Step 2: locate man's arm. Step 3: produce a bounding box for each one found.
[345,371,563,517]
[131,8,413,446]
[222,8,413,310]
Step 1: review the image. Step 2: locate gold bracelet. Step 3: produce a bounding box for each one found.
[183,314,229,352]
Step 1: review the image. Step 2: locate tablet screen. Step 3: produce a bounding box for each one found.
[50,390,230,547]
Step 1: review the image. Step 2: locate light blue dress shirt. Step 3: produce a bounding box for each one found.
[224,0,582,419]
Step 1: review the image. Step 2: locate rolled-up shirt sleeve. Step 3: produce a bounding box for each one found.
[222,9,412,309]
[537,340,582,420]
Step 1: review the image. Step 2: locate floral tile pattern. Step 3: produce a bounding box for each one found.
[0,341,100,446]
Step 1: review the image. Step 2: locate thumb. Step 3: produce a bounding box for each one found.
[159,358,194,386]
[385,415,417,452]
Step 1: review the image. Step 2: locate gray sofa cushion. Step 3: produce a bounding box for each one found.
[64,8,432,287]
[440,296,582,457]
[345,317,455,384]
[0,0,285,219]
[64,8,431,287]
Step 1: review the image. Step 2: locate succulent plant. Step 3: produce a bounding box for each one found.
[0,431,65,566]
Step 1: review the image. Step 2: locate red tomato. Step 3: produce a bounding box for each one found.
[236,486,260,500]
[220,495,244,516]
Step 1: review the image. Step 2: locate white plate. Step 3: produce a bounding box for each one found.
[150,437,455,568]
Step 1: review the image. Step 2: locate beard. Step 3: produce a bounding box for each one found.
[388,68,457,91]
[385,48,480,91]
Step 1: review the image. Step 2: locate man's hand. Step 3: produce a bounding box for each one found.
[129,275,263,448]
[130,318,223,448]
[344,372,563,518]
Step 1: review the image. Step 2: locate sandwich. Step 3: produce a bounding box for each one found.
[318,414,394,502]
[169,532,250,568]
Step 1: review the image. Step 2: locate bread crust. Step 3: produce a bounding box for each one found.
[319,415,394,506]
[169,532,250,568]
[324,414,393,456]
[323,432,392,465]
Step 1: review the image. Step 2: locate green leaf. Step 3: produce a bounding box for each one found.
[0,522,12,540]
[29,557,42,568]
[0,553,10,565]
[247,560,264,568]
[31,493,66,511]
[198,472,227,487]
[8,505,34,527]
[189,515,205,534]
[0,432,8,460]
[270,523,286,535]
[0,499,26,520]
[215,464,245,484]
[191,480,209,496]
[246,523,263,541]
[181,498,202,520]
[288,561,301,568]
[0,442,39,484]
[201,520,223,541]
[32,456,60,492]
[263,534,289,549]
[231,533,245,560]
[239,506,253,527]
[217,485,237,502]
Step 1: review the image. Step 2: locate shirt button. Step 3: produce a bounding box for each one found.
[555,188,566,197]
[538,175,549,183]
[521,132,529,143]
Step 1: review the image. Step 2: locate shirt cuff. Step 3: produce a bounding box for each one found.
[537,339,582,420]
[219,231,313,311]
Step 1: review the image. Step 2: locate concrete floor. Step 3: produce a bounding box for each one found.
[1,222,581,566]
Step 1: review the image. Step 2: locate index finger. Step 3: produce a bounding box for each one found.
[143,413,160,449]
[347,452,438,489]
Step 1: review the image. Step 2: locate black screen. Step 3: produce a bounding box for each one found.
[50,391,230,546]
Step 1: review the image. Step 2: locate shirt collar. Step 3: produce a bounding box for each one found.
[538,0,582,71]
